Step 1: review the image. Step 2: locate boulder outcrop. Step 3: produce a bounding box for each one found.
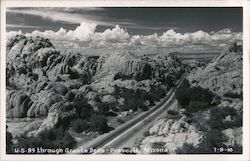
[6,90,33,118]
[188,42,242,97]
[6,34,185,139]
[140,116,203,154]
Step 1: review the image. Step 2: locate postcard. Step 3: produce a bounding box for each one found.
[1,0,249,161]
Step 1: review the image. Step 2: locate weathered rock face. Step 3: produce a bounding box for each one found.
[188,42,242,97]
[6,34,185,137]
[6,118,43,138]
[222,127,242,146]
[6,35,96,120]
[94,51,151,81]
[185,42,243,150]
[140,116,203,154]
[6,90,33,118]
[91,51,183,94]
[35,101,77,136]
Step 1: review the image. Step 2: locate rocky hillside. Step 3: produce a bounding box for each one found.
[140,113,203,154]
[188,42,243,110]
[6,34,184,139]
[137,42,243,154]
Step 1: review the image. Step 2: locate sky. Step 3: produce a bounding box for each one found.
[6,7,243,53]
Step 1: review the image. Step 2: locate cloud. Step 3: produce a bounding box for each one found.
[6,24,41,29]
[7,21,242,53]
[67,22,97,41]
[7,8,114,26]
[93,25,130,43]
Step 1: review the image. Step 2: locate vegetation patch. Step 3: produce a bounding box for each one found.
[175,79,215,113]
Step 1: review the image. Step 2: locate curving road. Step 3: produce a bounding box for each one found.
[73,74,186,154]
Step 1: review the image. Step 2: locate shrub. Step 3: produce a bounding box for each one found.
[112,85,165,112]
[116,118,125,124]
[161,75,175,87]
[126,97,144,111]
[223,92,243,99]
[149,86,166,101]
[167,110,179,115]
[97,102,117,116]
[90,114,111,134]
[233,111,243,127]
[175,87,191,108]
[13,126,76,153]
[140,104,149,111]
[114,72,133,80]
[175,143,197,154]
[229,42,242,53]
[74,99,93,120]
[143,131,150,137]
[176,129,227,154]
[208,107,239,130]
[187,101,210,113]
[182,110,193,118]
[97,102,110,115]
[134,72,144,81]
[6,126,13,153]
[70,119,90,133]
[142,64,152,80]
[175,82,214,112]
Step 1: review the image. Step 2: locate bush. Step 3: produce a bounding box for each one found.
[223,92,243,99]
[12,126,76,153]
[70,119,90,133]
[176,129,227,154]
[228,42,242,53]
[175,143,197,154]
[175,87,191,108]
[116,118,125,124]
[74,99,93,120]
[143,131,150,137]
[208,107,239,130]
[140,104,149,111]
[112,86,156,111]
[114,72,133,80]
[167,110,179,115]
[175,81,214,112]
[160,75,175,87]
[182,110,193,118]
[112,84,168,112]
[142,64,152,79]
[187,101,210,113]
[97,102,117,116]
[149,86,166,101]
[90,114,111,134]
[6,126,13,153]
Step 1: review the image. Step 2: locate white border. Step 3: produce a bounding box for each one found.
[1,1,249,161]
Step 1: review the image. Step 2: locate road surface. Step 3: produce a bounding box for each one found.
[73,75,185,154]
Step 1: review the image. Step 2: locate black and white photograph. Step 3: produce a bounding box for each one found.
[1,1,250,161]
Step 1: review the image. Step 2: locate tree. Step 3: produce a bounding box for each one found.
[6,126,13,153]
[13,126,76,153]
[175,81,214,112]
[142,64,152,79]
[90,114,110,133]
[70,119,90,133]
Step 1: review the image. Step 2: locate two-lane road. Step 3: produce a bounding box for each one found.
[73,74,186,154]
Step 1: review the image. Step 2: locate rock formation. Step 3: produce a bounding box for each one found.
[139,114,203,154]
[6,34,184,138]
[188,42,242,98]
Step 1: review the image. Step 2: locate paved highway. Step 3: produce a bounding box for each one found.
[73,74,186,154]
